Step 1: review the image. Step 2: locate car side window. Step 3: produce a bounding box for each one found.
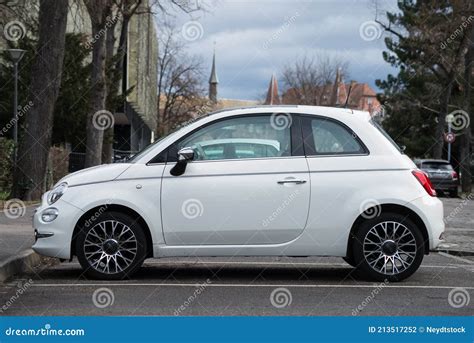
[309,118,365,155]
[176,115,292,161]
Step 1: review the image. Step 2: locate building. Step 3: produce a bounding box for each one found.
[263,74,280,105]
[1,0,158,164]
[279,68,381,112]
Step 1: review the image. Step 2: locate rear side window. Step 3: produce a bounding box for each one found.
[304,117,367,155]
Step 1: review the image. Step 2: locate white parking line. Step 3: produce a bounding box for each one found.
[438,252,474,265]
[30,283,474,290]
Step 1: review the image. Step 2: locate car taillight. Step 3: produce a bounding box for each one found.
[451,171,459,181]
[412,169,437,197]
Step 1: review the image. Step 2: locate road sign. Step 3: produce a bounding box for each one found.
[444,132,456,144]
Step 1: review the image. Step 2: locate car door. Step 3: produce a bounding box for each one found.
[160,114,310,246]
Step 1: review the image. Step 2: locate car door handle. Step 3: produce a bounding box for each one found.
[277,180,307,185]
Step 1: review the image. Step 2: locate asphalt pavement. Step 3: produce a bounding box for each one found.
[0,197,473,316]
[1,254,473,316]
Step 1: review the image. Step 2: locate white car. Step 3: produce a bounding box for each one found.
[33,106,444,281]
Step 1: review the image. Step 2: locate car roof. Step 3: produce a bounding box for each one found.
[206,105,371,121]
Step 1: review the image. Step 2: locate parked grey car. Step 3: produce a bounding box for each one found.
[414,159,459,197]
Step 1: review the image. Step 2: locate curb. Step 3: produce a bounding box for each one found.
[0,249,41,283]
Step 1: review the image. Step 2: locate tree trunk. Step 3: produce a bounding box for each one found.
[12,0,68,200]
[84,0,111,168]
[460,24,473,194]
[101,12,118,164]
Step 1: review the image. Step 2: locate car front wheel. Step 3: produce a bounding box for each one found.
[76,212,147,280]
[353,213,424,282]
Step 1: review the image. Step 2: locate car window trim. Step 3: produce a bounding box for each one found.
[300,115,370,157]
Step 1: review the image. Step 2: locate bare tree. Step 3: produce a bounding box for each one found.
[101,0,203,162]
[101,0,143,163]
[156,24,206,137]
[281,54,349,105]
[84,0,113,167]
[12,0,69,200]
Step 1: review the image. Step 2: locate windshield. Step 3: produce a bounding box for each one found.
[421,162,452,170]
[369,119,403,153]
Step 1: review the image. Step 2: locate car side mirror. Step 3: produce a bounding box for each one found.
[177,147,195,162]
[170,147,194,176]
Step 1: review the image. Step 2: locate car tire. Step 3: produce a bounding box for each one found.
[342,256,357,268]
[352,213,424,282]
[76,212,148,280]
[449,189,458,198]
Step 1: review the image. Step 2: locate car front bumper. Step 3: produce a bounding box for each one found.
[32,194,84,260]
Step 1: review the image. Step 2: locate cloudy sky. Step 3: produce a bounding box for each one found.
[158,0,400,101]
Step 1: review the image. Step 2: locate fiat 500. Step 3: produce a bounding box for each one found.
[33,106,444,281]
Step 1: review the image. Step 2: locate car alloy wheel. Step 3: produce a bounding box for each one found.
[84,220,138,274]
[76,212,147,280]
[353,213,424,282]
[363,221,417,275]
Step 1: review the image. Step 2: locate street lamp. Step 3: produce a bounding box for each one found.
[7,48,26,166]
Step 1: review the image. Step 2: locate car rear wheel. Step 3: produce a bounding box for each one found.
[76,212,147,280]
[353,213,424,282]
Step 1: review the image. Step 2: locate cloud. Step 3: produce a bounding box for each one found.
[162,0,399,100]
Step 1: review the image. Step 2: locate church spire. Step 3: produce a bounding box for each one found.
[209,44,218,102]
[264,74,280,105]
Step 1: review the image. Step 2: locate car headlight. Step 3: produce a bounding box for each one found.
[41,207,59,222]
[47,182,68,205]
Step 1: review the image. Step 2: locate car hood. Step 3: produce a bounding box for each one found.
[56,163,133,187]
